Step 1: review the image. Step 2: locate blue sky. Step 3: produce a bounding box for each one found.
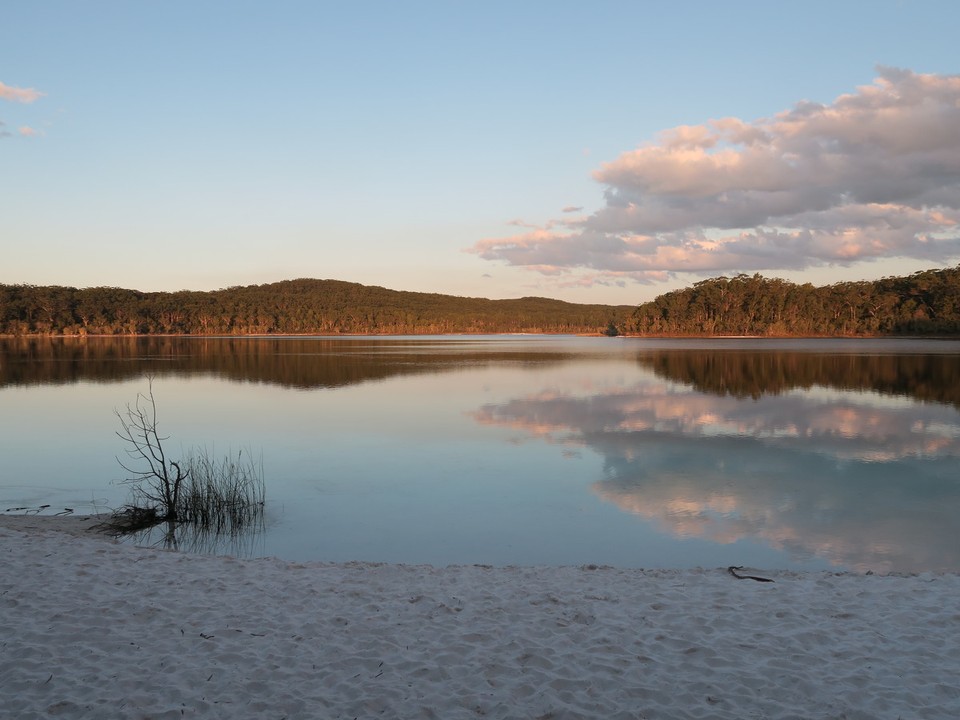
[2,1,959,304]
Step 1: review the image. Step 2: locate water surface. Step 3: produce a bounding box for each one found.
[2,335,958,572]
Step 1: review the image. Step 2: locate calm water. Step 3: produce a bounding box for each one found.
[2,335,959,572]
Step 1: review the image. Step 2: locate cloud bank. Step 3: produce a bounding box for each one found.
[470,68,960,285]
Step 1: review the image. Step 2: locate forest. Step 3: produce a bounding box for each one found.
[1,265,958,337]
[631,265,960,336]
[0,278,632,336]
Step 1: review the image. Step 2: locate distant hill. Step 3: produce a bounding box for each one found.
[631,265,960,336]
[0,278,632,336]
[6,266,959,337]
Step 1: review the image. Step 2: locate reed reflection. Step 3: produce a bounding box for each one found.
[474,370,960,572]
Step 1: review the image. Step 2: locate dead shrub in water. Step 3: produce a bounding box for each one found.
[113,378,187,523]
[104,378,264,539]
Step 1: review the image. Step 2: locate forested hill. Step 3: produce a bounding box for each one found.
[5,266,959,337]
[0,279,632,336]
[632,265,960,336]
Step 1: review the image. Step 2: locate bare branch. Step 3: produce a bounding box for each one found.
[114,377,188,521]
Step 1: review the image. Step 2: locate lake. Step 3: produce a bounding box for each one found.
[2,335,959,572]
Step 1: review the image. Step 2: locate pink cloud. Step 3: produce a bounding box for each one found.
[470,67,960,285]
[0,81,44,104]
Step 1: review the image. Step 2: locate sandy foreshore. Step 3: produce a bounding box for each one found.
[2,515,959,719]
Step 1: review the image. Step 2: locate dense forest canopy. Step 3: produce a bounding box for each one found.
[631,266,960,336]
[2,266,959,336]
[0,279,632,336]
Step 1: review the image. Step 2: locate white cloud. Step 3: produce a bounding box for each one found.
[470,68,960,285]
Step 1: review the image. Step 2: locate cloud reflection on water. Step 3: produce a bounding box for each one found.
[473,377,960,572]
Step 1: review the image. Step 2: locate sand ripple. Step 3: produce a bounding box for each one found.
[1,518,959,719]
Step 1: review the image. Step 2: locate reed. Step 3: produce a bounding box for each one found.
[176,447,265,534]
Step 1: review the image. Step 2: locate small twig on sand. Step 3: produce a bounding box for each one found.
[728,566,774,583]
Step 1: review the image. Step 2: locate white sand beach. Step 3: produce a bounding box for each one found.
[2,515,959,719]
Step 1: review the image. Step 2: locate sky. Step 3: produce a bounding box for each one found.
[2,1,959,305]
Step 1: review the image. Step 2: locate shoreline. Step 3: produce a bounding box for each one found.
[3,515,959,718]
[5,331,960,339]
[0,513,946,578]
[0,512,115,539]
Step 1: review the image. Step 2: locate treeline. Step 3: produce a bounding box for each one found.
[0,279,632,336]
[6,266,959,337]
[632,266,960,336]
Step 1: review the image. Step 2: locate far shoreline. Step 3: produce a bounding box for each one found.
[3,331,960,339]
